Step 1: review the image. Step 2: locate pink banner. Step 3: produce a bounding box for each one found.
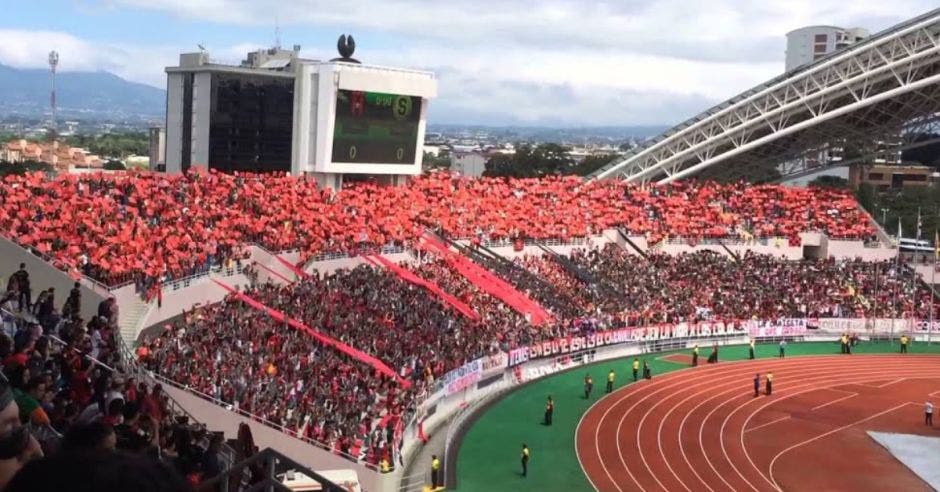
[421,234,553,325]
[254,261,294,284]
[275,255,311,279]
[212,280,409,388]
[367,254,481,321]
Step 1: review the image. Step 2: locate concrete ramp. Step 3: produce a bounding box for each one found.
[868,431,940,490]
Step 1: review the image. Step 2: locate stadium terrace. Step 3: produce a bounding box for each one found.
[0,171,876,288]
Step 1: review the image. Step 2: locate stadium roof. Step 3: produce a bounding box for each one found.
[591,8,940,184]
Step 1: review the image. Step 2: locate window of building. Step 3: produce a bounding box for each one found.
[208,73,294,173]
[814,34,828,42]
[867,172,884,180]
[181,74,194,173]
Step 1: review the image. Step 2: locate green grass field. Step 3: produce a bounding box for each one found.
[454,340,940,491]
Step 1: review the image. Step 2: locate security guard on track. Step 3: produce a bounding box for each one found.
[521,443,530,477]
[430,455,441,489]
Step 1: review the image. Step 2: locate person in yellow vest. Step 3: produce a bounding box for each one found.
[632,358,640,382]
[692,345,699,367]
[584,374,593,399]
[380,457,391,473]
[840,333,849,354]
[521,443,530,477]
[900,334,910,354]
[749,338,755,359]
[765,372,774,396]
[430,455,441,488]
[606,369,615,393]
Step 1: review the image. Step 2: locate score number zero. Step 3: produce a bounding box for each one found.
[346,145,407,161]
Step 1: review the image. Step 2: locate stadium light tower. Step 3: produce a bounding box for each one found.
[48,50,59,138]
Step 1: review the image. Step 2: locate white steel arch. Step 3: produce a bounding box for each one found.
[591,8,940,184]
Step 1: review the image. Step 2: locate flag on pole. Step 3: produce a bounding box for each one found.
[935,229,939,260]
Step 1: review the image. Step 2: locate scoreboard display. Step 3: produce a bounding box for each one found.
[331,89,422,164]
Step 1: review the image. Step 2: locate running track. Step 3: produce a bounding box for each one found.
[576,354,940,491]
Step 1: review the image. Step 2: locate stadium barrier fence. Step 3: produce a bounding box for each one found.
[413,316,938,490]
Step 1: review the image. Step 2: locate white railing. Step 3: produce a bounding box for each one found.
[146,371,377,469]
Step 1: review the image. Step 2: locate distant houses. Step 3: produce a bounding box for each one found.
[1,139,104,171]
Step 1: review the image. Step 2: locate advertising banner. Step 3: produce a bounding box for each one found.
[813,318,939,334]
[745,318,807,337]
[480,352,507,376]
[507,320,747,367]
[442,359,482,395]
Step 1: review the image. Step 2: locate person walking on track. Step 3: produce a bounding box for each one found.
[692,344,699,366]
[544,396,554,425]
[841,333,850,354]
[584,374,593,399]
[749,338,755,359]
[900,334,910,354]
[521,443,530,477]
[765,372,774,396]
[779,340,787,358]
[632,358,640,382]
[606,369,615,393]
[430,455,441,489]
[926,401,934,426]
[707,343,718,363]
[753,373,760,397]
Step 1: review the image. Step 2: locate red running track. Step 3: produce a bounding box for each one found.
[576,354,940,492]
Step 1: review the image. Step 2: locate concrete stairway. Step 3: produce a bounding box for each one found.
[118,296,152,348]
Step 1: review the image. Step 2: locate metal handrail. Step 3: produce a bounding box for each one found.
[146,371,378,469]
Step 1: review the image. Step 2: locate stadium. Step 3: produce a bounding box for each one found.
[0,6,939,492]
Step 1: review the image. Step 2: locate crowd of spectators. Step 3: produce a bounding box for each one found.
[0,171,876,288]
[140,257,564,468]
[140,288,408,469]
[539,245,940,324]
[0,265,243,491]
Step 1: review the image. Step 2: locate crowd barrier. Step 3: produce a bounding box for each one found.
[407,316,938,490]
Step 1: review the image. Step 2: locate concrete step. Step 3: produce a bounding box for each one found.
[118,298,152,348]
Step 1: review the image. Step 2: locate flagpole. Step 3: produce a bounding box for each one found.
[892,217,901,345]
[929,260,935,346]
[931,228,938,346]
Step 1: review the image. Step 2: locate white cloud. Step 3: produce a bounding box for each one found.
[110,0,935,62]
[2,0,937,125]
[0,29,178,88]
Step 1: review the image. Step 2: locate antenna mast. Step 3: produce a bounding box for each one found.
[48,50,59,138]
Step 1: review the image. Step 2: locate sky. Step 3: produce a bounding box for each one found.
[0,0,935,127]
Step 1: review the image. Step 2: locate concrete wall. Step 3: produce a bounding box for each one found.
[164,72,184,174]
[653,240,804,260]
[913,264,939,285]
[0,236,106,322]
[191,72,212,167]
[134,274,250,342]
[827,240,897,261]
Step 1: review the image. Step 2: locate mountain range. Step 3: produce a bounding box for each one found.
[0,64,166,120]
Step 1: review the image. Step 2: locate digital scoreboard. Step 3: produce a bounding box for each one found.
[331,90,422,164]
[291,61,436,182]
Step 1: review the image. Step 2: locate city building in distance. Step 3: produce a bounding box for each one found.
[785,25,869,72]
[163,39,437,189]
